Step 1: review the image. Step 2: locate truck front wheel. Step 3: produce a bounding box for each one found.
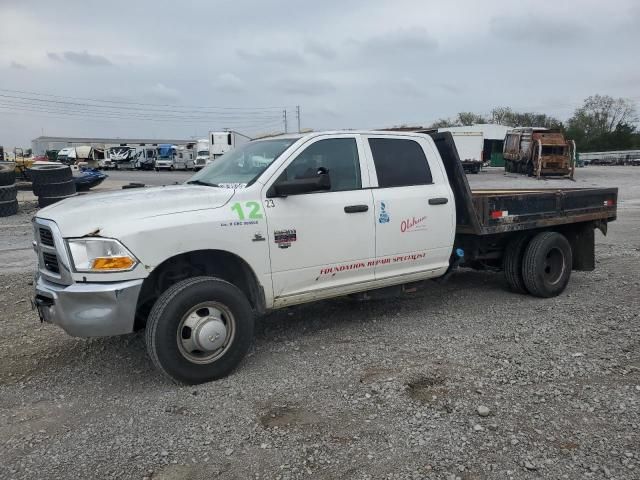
[522,232,572,298]
[145,276,254,384]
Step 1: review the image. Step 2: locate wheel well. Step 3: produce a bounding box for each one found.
[134,250,264,330]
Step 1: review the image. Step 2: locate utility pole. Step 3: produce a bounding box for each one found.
[283,109,288,133]
[296,105,301,133]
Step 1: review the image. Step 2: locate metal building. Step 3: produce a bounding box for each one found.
[31,136,194,156]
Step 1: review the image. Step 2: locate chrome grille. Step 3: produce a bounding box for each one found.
[39,227,54,247]
[42,252,60,274]
[34,218,72,285]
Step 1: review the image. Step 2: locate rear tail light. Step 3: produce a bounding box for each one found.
[490,210,509,219]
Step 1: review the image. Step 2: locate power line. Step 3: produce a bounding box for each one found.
[0,105,286,130]
[0,94,287,119]
[0,87,292,112]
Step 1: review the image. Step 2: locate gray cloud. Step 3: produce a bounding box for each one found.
[437,83,462,95]
[214,73,246,93]
[237,48,305,66]
[1,0,639,147]
[10,61,27,69]
[304,40,337,60]
[47,50,112,66]
[145,83,181,102]
[489,15,588,45]
[387,77,425,98]
[359,28,438,56]
[276,77,336,96]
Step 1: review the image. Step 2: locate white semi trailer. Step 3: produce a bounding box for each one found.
[208,131,250,164]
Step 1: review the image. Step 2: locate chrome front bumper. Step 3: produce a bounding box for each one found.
[34,275,144,337]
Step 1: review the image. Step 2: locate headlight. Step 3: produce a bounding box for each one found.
[66,238,138,272]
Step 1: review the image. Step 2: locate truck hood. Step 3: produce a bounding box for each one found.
[38,185,235,237]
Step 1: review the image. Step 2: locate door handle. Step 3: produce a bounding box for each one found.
[344,204,369,213]
[429,197,448,205]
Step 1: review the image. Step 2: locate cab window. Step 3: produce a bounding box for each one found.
[278,138,361,192]
[368,138,433,188]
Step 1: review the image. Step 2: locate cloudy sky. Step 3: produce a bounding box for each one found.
[1,0,639,147]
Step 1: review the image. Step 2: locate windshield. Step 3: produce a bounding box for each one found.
[188,138,296,188]
[157,146,174,158]
[197,150,209,157]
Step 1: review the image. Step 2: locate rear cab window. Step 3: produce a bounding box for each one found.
[367,138,433,188]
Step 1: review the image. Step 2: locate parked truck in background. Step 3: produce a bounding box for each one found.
[208,131,250,164]
[31,131,617,385]
[503,128,576,179]
[194,139,210,171]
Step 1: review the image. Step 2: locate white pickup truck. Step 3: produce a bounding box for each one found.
[32,131,618,384]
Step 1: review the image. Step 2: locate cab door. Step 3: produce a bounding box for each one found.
[362,135,455,280]
[262,135,376,304]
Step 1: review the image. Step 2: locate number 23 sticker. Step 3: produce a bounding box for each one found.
[231,201,263,220]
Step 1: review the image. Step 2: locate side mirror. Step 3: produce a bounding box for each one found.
[268,172,331,197]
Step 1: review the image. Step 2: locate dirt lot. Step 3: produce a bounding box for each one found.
[1,167,639,480]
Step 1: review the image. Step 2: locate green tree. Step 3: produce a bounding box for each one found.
[429,118,457,128]
[456,112,487,126]
[567,95,639,151]
[489,107,562,128]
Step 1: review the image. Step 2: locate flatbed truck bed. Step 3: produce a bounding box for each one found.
[430,132,617,270]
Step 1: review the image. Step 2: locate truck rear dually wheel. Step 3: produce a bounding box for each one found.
[145,276,254,384]
[522,232,572,298]
[503,234,531,294]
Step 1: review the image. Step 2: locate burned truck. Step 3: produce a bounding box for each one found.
[503,128,576,179]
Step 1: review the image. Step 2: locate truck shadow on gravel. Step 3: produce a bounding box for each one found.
[255,269,509,339]
[5,269,517,386]
[1,330,156,388]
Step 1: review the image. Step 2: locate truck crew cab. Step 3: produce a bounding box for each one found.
[32,131,617,384]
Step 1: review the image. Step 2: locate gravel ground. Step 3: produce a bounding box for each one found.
[1,167,639,480]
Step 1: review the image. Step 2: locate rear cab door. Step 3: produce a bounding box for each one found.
[361,134,455,280]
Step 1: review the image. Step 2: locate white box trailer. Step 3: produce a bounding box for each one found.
[208,131,250,163]
[439,130,484,174]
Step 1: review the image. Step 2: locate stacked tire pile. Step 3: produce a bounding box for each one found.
[0,161,18,217]
[29,164,77,208]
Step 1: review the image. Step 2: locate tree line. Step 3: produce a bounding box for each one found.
[429,95,640,152]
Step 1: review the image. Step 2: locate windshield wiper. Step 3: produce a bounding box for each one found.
[187,180,219,187]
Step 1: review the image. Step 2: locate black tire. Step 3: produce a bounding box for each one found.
[38,193,78,208]
[0,199,18,217]
[0,184,17,202]
[28,165,73,184]
[145,276,254,384]
[503,234,531,294]
[0,162,16,186]
[522,232,572,298]
[32,179,76,197]
[122,182,145,189]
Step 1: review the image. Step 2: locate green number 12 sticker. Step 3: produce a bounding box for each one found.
[231,201,263,220]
